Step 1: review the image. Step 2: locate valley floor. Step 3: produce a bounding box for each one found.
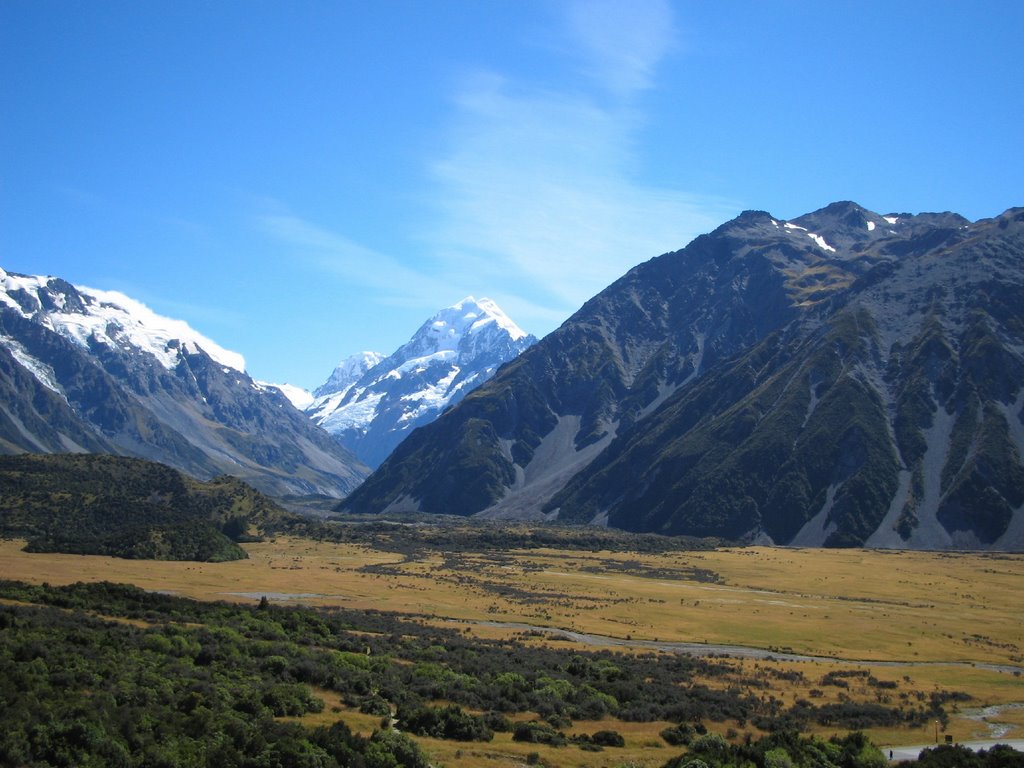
[2,535,1022,765]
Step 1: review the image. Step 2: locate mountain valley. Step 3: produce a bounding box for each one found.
[2,204,1023,766]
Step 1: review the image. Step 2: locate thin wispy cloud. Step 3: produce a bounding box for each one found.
[425,0,735,329]
[260,213,458,307]
[255,0,732,342]
[565,0,677,95]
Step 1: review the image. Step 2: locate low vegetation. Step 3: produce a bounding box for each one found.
[1,521,1021,766]
[0,454,288,561]
[285,515,726,555]
[2,579,1019,767]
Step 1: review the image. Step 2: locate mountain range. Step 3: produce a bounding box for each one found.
[340,202,1024,551]
[0,268,367,498]
[293,297,536,468]
[5,201,1023,552]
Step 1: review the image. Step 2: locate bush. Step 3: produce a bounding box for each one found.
[483,711,512,732]
[591,729,625,747]
[545,712,572,729]
[661,724,695,746]
[359,696,393,717]
[261,683,323,717]
[365,730,431,768]
[512,721,566,746]
[399,705,493,742]
[690,732,729,758]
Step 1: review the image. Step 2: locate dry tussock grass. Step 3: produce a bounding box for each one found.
[2,535,1020,756]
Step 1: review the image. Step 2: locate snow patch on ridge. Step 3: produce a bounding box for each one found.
[807,233,836,252]
[261,382,314,410]
[1,337,65,397]
[0,267,246,372]
[319,391,386,435]
[781,223,835,252]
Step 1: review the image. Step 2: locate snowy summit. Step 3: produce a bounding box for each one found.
[307,296,536,468]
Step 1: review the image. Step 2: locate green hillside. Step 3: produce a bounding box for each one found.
[0,453,290,561]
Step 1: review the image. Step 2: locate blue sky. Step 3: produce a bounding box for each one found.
[2,1,1022,390]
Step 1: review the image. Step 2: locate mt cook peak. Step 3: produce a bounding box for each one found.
[306,296,536,468]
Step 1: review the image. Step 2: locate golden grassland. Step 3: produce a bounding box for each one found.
[412,723,679,768]
[3,538,1016,665]
[2,535,1021,763]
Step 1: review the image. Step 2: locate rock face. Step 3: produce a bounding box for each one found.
[341,202,1024,550]
[307,297,537,468]
[0,268,368,497]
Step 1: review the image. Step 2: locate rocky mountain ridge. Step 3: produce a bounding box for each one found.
[0,268,368,497]
[341,202,1024,550]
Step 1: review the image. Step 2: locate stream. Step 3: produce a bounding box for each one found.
[465,619,1024,674]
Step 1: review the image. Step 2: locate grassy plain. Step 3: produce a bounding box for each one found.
[1,533,1021,765]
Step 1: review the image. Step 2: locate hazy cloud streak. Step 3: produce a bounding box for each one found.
[566,0,677,94]
[260,213,459,307]
[425,0,735,328]
[256,0,732,341]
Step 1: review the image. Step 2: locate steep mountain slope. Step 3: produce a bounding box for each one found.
[313,350,387,401]
[341,203,1024,550]
[0,268,368,497]
[307,297,536,468]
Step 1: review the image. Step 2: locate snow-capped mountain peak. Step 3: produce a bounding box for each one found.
[0,267,245,373]
[308,296,536,468]
[0,265,367,497]
[399,296,530,360]
[429,295,528,345]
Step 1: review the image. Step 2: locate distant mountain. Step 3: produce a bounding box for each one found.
[0,267,368,497]
[341,203,1024,551]
[305,297,537,468]
[0,453,289,561]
